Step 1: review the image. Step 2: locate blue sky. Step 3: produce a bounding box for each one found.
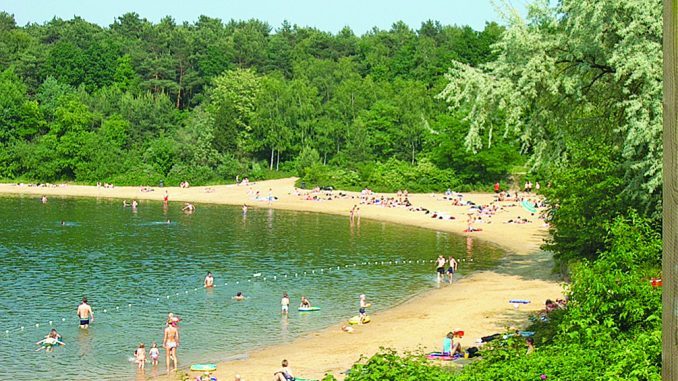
[2,0,528,34]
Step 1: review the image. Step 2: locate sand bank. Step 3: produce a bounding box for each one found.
[0,179,563,380]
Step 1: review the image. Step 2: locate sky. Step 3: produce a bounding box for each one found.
[1,0,528,34]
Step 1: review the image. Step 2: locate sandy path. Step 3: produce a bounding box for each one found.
[0,179,563,381]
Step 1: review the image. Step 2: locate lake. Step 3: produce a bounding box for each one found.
[0,195,504,380]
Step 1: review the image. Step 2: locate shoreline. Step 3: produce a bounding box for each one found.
[0,178,563,380]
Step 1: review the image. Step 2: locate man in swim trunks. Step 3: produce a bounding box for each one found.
[163,321,180,372]
[204,272,214,288]
[436,255,446,282]
[77,297,94,329]
[447,256,458,283]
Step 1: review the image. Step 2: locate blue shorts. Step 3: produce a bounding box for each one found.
[80,319,89,326]
[447,267,455,274]
[359,308,366,314]
[436,267,445,274]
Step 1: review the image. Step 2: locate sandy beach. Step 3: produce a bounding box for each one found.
[0,179,563,381]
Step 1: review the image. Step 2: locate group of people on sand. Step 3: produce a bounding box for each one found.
[435,255,458,283]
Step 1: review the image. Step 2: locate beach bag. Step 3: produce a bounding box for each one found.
[466,347,480,357]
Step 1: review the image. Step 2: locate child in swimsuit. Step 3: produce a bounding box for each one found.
[135,343,146,369]
[300,296,311,308]
[149,342,160,366]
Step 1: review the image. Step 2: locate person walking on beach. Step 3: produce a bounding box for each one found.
[204,272,214,288]
[163,321,180,372]
[281,292,290,315]
[77,297,94,329]
[436,255,446,282]
[447,256,458,283]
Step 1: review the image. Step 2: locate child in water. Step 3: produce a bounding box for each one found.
[134,343,146,369]
[36,329,64,352]
[149,342,160,366]
[300,296,311,308]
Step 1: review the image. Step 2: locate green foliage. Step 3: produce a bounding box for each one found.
[301,158,460,192]
[0,12,512,187]
[345,349,457,381]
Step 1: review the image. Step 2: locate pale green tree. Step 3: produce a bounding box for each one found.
[439,0,662,205]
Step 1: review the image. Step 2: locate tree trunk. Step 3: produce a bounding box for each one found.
[176,64,184,109]
[276,150,280,171]
[270,148,274,170]
[663,1,677,380]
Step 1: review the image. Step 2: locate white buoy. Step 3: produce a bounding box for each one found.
[128,304,132,307]
[61,318,65,322]
[185,291,189,294]
[236,281,239,284]
[35,323,39,328]
[247,279,250,282]
[225,283,228,285]
[157,298,160,301]
[273,276,277,280]
[5,330,8,334]
[312,270,315,274]
[49,321,53,325]
[166,296,170,299]
[337,266,340,270]
[116,306,120,309]
[20,326,24,330]
[104,309,107,313]
[175,293,179,296]
[194,288,198,291]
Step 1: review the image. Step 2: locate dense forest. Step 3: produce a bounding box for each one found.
[0,11,522,191]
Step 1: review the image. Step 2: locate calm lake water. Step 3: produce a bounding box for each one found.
[0,195,504,380]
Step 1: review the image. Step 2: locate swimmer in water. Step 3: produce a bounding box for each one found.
[300,296,311,308]
[131,200,138,208]
[233,292,246,301]
[182,202,195,213]
[36,329,64,352]
[242,204,248,215]
[204,272,214,288]
[41,195,47,203]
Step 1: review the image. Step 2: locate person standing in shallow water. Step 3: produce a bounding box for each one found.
[204,272,214,288]
[77,297,94,329]
[436,255,446,282]
[163,321,180,372]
